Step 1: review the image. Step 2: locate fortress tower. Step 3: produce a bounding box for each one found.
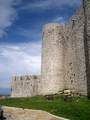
[41,23,65,95]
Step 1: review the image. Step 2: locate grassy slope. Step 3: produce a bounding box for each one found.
[0,96,90,120]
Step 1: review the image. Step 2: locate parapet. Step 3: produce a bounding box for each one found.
[11,75,41,97]
[12,75,40,81]
[43,23,65,33]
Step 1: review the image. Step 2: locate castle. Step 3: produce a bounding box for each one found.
[11,0,90,97]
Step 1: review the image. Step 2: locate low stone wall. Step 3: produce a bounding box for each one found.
[3,106,69,120]
[11,75,41,97]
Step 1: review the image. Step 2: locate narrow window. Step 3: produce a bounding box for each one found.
[72,19,76,29]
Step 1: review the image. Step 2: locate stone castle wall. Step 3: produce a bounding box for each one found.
[11,75,41,97]
[40,0,90,96]
[11,0,90,97]
[40,8,87,96]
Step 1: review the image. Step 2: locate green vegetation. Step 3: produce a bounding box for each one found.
[0,96,90,120]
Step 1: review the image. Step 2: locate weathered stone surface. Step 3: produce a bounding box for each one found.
[64,8,87,96]
[11,75,41,97]
[3,107,69,120]
[41,23,65,95]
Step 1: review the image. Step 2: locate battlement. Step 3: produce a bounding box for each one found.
[43,23,64,31]
[12,75,40,81]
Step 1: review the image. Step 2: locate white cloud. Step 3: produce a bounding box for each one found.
[0,42,41,88]
[0,0,21,38]
[20,0,81,11]
[52,16,66,24]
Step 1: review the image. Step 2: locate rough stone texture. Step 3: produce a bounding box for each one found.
[11,0,90,97]
[3,106,69,120]
[64,8,87,95]
[41,23,65,95]
[11,75,41,97]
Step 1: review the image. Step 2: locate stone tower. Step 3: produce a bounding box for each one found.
[64,8,87,96]
[41,23,65,95]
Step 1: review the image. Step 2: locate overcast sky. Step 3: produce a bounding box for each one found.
[0,0,81,90]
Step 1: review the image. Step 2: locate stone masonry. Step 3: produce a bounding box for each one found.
[64,8,87,95]
[11,75,41,97]
[11,0,90,97]
[41,24,65,95]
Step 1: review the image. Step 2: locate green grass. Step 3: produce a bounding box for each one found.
[0,95,90,120]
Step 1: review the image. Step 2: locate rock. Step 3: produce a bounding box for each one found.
[63,90,71,95]
[2,106,69,120]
